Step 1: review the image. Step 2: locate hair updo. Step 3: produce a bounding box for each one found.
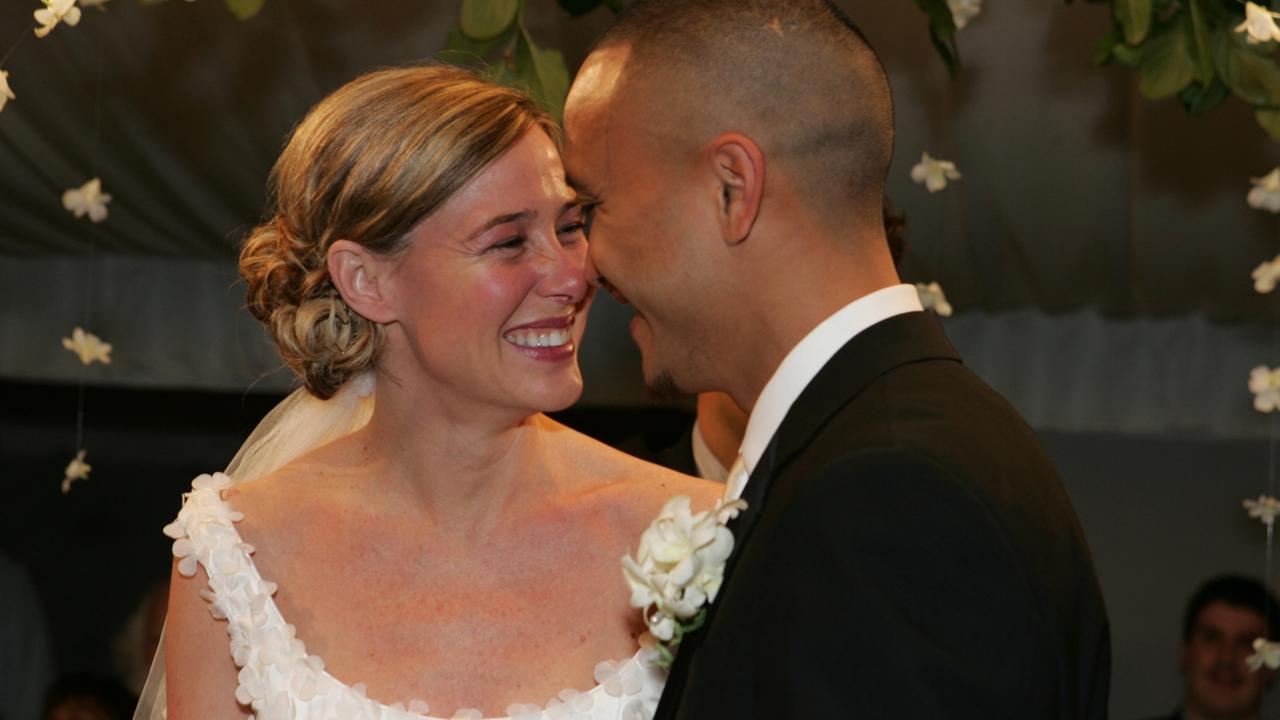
[239,65,560,399]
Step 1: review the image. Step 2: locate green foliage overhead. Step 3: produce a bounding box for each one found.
[1081,0,1280,138]
[442,0,625,120]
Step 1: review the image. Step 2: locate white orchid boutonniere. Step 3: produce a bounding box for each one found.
[622,495,747,669]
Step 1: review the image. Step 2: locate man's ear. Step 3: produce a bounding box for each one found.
[327,240,396,324]
[707,132,765,246]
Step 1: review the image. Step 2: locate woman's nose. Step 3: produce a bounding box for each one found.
[539,240,589,304]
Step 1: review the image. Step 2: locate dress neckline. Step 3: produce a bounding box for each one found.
[210,479,648,720]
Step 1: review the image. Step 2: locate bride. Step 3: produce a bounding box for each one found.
[151,65,719,719]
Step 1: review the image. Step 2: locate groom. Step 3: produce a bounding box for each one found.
[563,0,1110,717]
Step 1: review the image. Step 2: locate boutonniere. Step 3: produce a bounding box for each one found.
[622,495,747,669]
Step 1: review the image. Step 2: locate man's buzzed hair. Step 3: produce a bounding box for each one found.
[594,0,894,224]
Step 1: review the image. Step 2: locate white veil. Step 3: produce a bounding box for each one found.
[132,373,376,719]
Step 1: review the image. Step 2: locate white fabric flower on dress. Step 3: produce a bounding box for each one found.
[1248,638,1280,671]
[948,0,981,30]
[450,709,483,720]
[61,449,90,494]
[594,658,645,697]
[544,688,595,719]
[1244,495,1280,526]
[62,327,112,365]
[915,282,953,317]
[1253,255,1280,293]
[1250,366,1280,413]
[622,698,655,720]
[34,0,82,38]
[1237,3,1280,45]
[0,71,14,113]
[63,177,112,222]
[1248,169,1280,213]
[408,700,431,715]
[911,152,962,193]
[506,703,543,720]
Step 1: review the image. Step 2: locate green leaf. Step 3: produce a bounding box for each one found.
[1115,0,1153,45]
[1137,23,1196,98]
[512,26,571,120]
[1186,0,1215,85]
[1111,42,1143,69]
[460,0,519,41]
[1213,28,1280,106]
[438,24,516,65]
[1093,26,1123,65]
[1178,78,1230,115]
[1257,108,1280,140]
[224,0,265,20]
[914,0,960,77]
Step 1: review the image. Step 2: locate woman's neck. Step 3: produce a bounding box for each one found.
[353,369,556,536]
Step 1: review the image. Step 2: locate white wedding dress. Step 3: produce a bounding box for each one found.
[135,375,665,720]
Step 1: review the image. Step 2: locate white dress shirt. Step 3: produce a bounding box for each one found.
[690,420,729,482]
[725,284,924,501]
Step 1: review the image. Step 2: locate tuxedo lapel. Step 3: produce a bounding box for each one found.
[655,311,961,718]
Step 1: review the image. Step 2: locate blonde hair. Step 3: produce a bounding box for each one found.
[240,65,560,399]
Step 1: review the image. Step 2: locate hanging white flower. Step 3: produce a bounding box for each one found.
[34,0,82,38]
[915,282,953,317]
[1248,169,1280,213]
[1248,638,1280,671]
[62,449,91,494]
[1253,255,1280,293]
[1250,366,1280,412]
[1244,495,1280,526]
[1237,3,1280,45]
[948,0,981,30]
[62,326,112,365]
[62,177,111,223]
[0,71,14,113]
[911,152,962,193]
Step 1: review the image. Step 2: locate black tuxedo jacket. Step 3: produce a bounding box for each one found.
[655,311,1110,719]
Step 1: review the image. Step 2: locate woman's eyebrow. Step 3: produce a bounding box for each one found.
[465,210,535,241]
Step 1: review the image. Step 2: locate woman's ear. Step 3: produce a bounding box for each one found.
[327,240,396,324]
[707,132,765,247]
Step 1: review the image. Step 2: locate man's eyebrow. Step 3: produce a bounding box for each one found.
[465,210,534,242]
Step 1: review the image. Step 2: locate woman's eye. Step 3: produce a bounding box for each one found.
[557,221,587,237]
[489,236,525,252]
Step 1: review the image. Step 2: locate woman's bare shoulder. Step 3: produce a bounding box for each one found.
[536,415,723,516]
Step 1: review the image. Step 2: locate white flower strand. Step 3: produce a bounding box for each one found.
[911,152,962,193]
[62,449,90,493]
[1254,255,1280,294]
[0,71,14,113]
[948,0,981,30]
[63,177,112,223]
[1250,366,1280,413]
[1248,169,1280,213]
[1237,2,1280,45]
[35,0,82,38]
[916,282,953,317]
[1245,495,1280,526]
[62,327,112,365]
[1248,638,1280,671]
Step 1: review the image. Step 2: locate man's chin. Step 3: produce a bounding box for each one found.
[643,369,683,402]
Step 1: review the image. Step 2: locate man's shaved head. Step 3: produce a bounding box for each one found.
[590,0,894,224]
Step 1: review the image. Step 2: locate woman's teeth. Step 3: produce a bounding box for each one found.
[505,328,571,348]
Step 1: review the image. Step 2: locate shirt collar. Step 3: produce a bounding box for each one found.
[691,420,729,482]
[737,284,923,476]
